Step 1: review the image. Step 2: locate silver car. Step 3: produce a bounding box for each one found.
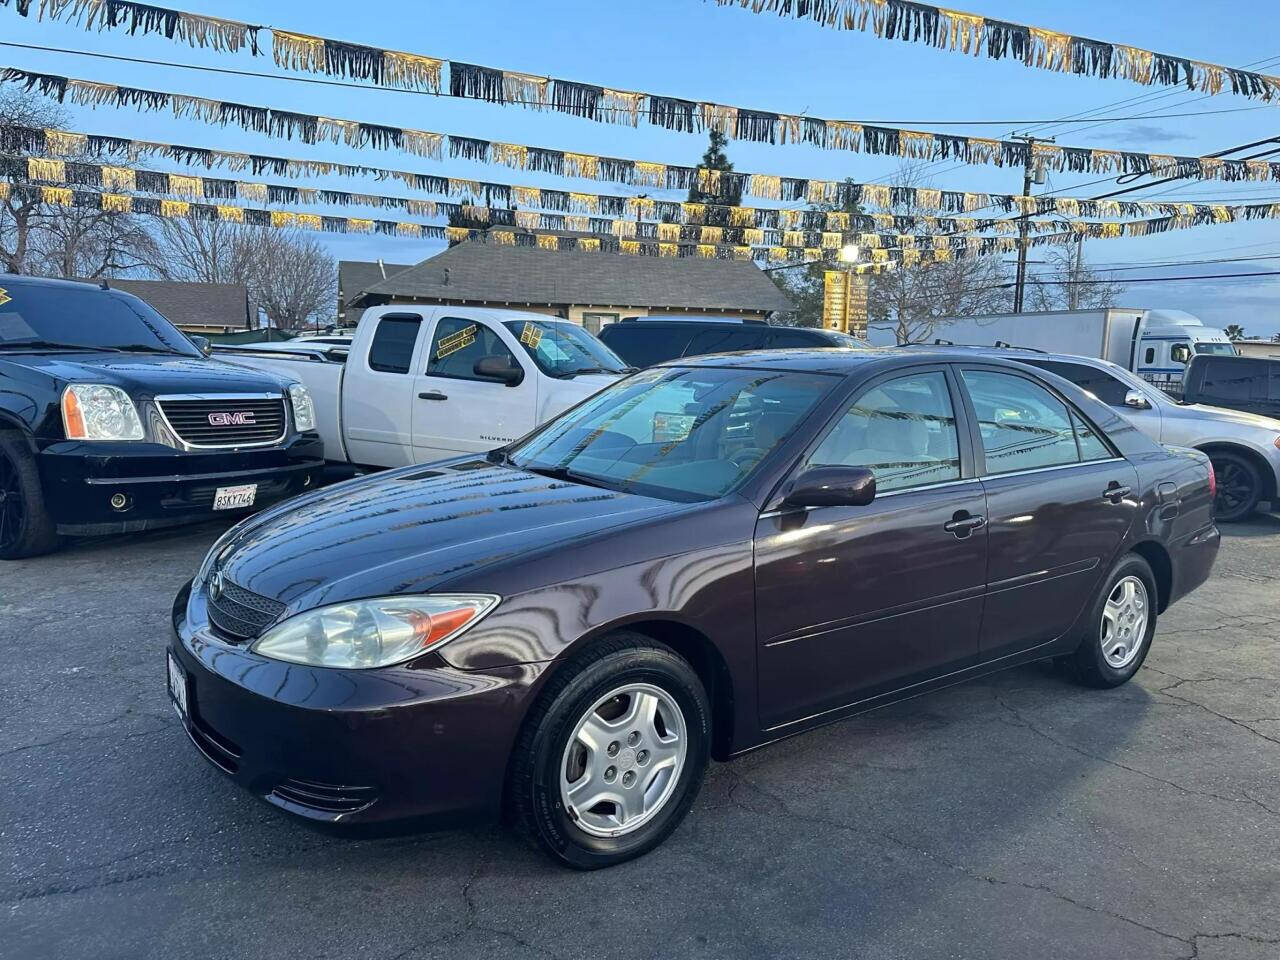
[1011,352,1280,522]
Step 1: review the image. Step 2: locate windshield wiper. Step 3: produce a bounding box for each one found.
[111,344,182,355]
[0,340,115,352]
[555,366,623,378]
[519,462,614,490]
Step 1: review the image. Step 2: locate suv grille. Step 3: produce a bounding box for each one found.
[207,575,286,642]
[158,396,287,448]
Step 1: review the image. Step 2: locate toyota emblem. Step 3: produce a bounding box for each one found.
[209,569,224,601]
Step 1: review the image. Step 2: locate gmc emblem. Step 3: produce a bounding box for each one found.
[208,411,256,426]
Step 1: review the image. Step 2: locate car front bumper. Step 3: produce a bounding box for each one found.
[38,434,325,534]
[168,580,541,825]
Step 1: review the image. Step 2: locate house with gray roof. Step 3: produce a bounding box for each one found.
[344,241,792,334]
[338,260,413,326]
[105,278,251,333]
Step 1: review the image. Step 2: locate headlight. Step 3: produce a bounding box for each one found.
[250,594,499,669]
[61,384,144,440]
[288,382,316,432]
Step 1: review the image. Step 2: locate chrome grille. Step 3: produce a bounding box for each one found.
[207,575,286,642]
[158,396,287,448]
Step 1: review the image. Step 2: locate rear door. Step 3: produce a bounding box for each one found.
[341,312,425,467]
[410,313,538,462]
[1022,358,1166,444]
[956,366,1139,658]
[754,365,988,729]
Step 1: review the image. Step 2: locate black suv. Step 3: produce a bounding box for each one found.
[1182,353,1280,420]
[0,275,324,558]
[597,318,868,369]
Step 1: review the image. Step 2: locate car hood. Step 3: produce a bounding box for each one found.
[211,459,674,614]
[6,351,289,397]
[1173,401,1280,432]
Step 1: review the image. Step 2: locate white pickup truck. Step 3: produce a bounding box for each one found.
[215,306,630,468]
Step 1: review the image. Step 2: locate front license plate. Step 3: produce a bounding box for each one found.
[167,652,189,720]
[213,483,257,511]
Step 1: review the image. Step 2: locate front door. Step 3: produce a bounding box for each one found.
[342,312,425,468]
[411,315,538,463]
[956,366,1139,657]
[755,367,988,730]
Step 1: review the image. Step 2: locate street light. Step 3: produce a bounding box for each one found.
[839,243,859,264]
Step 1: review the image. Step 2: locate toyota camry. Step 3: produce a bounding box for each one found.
[168,349,1219,868]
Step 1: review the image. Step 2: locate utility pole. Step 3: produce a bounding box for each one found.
[1012,134,1053,313]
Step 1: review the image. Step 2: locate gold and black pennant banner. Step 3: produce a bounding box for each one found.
[4,67,1278,187]
[708,0,1280,103]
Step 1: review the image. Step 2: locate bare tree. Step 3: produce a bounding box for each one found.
[150,216,336,329]
[868,163,1013,343]
[1027,240,1126,311]
[1,89,156,279]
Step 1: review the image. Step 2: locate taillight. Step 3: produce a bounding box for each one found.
[1207,461,1216,501]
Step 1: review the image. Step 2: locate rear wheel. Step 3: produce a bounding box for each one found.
[1067,554,1157,688]
[510,634,710,869]
[0,431,60,560]
[1208,450,1262,522]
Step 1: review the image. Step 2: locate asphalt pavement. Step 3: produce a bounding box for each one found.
[3,513,1278,960]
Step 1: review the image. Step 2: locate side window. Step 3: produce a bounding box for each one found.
[683,327,769,357]
[807,371,961,493]
[1143,347,1156,364]
[1200,360,1255,401]
[1072,411,1112,461]
[426,317,519,382]
[770,329,822,349]
[961,370,1080,474]
[1030,360,1131,406]
[367,315,422,374]
[598,325,690,368]
[581,311,618,335]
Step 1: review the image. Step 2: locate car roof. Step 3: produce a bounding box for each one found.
[655,347,1046,375]
[898,343,1132,370]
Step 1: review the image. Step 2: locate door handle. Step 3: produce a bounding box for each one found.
[1103,484,1131,503]
[417,391,448,401]
[944,513,986,538]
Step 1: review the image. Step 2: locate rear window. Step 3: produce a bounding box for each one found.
[1196,358,1269,401]
[598,324,694,368]
[367,315,421,374]
[769,329,827,349]
[0,283,199,356]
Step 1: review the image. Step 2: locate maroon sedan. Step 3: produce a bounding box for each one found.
[168,349,1219,868]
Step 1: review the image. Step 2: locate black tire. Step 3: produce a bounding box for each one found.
[0,430,60,560]
[1067,554,1157,688]
[509,633,711,869]
[1208,449,1262,522]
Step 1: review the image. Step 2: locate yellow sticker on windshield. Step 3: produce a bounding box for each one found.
[435,324,476,359]
[519,322,543,349]
[0,288,10,307]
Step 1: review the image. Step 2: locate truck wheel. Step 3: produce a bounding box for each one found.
[1208,450,1261,522]
[0,431,61,560]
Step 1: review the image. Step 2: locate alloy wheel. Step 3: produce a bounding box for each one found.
[559,682,687,838]
[1214,460,1253,517]
[0,450,24,552]
[1100,575,1149,669]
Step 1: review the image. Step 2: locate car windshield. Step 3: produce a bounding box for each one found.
[1195,342,1237,356]
[0,284,200,356]
[505,366,837,501]
[502,320,630,376]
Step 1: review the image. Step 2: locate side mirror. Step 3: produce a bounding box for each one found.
[782,466,877,509]
[1170,343,1192,365]
[190,334,213,357]
[1123,389,1151,410]
[474,354,524,387]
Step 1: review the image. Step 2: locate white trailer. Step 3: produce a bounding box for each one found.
[929,308,1234,396]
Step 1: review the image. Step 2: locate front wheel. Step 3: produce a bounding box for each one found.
[510,635,710,869]
[0,431,60,560]
[1208,450,1262,522]
[1067,554,1157,688]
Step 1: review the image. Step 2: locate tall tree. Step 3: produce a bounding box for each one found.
[1027,241,1126,311]
[1224,323,1246,341]
[687,129,742,206]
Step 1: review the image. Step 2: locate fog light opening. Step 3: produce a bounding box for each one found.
[109,492,132,512]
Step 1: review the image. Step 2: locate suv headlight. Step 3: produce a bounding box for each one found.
[61,384,144,441]
[288,382,316,432]
[251,595,499,669]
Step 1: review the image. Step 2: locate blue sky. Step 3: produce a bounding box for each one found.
[2,0,1278,335]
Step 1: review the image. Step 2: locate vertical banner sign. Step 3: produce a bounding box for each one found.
[823,270,849,333]
[847,275,869,339]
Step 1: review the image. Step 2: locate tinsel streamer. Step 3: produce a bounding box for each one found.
[701,103,738,135]
[238,182,267,203]
[602,89,643,126]
[551,80,602,120]
[490,229,514,245]
[382,51,443,92]
[1028,28,1072,72]
[501,73,548,110]
[357,123,402,151]
[324,40,386,85]
[1114,45,1154,85]
[597,158,633,184]
[273,30,325,73]
[648,96,699,133]
[220,102,270,134]
[533,233,557,250]
[491,142,528,169]
[99,191,131,213]
[401,130,444,159]
[449,136,489,162]
[696,244,716,259]
[167,172,201,197]
[267,184,297,204]
[160,198,188,217]
[820,231,840,249]
[26,157,65,181]
[563,153,598,180]
[568,192,598,214]
[450,62,505,103]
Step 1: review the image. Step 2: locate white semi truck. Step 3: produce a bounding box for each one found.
[928,308,1234,397]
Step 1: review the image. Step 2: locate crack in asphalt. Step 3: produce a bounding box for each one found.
[0,711,173,760]
[993,694,1280,820]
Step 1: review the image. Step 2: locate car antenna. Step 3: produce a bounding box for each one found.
[99,278,110,290]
